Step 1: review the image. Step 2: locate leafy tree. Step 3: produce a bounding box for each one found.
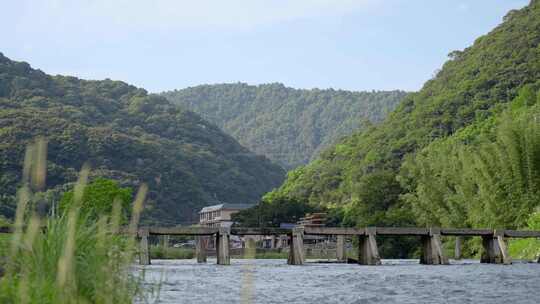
[232,193,322,227]
[400,87,540,230]
[59,178,133,222]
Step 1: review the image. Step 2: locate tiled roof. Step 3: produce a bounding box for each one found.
[199,203,252,213]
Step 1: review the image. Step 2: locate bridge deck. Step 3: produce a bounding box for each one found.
[504,230,540,238]
[2,225,540,239]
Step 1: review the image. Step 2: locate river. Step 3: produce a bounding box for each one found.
[136,259,540,304]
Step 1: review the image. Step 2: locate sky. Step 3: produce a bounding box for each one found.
[0,0,530,93]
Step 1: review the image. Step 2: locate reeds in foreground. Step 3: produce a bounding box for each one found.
[0,138,148,304]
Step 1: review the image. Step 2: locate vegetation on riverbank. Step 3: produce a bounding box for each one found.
[150,246,195,259]
[0,141,148,303]
[510,211,540,260]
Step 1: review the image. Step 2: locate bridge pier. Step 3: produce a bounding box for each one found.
[358,227,381,265]
[195,236,207,263]
[420,228,448,265]
[481,231,511,264]
[336,235,346,262]
[455,236,463,260]
[139,228,151,265]
[287,227,305,265]
[216,228,231,265]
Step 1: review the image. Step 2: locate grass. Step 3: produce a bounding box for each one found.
[509,211,540,261]
[509,238,540,260]
[0,139,150,303]
[150,246,195,259]
[0,233,9,271]
[251,251,288,259]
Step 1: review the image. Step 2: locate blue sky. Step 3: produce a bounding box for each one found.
[0,0,530,93]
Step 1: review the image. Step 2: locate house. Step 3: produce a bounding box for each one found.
[198,203,251,227]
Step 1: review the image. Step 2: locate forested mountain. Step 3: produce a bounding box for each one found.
[400,84,540,230]
[264,0,540,244]
[0,53,285,225]
[162,83,406,169]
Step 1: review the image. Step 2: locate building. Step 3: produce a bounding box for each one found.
[198,203,251,227]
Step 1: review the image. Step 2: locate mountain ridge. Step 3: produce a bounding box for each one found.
[162,82,407,169]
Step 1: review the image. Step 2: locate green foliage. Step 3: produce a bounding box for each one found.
[0,203,140,303]
[0,214,10,226]
[150,246,194,259]
[59,178,132,223]
[0,233,9,264]
[267,1,540,247]
[162,83,406,169]
[400,97,540,229]
[232,192,322,227]
[509,211,540,260]
[0,53,285,225]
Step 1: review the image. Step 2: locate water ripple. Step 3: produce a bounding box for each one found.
[136,259,540,304]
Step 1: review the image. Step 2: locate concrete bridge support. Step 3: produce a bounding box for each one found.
[139,228,151,265]
[358,228,381,265]
[287,227,305,265]
[216,228,231,265]
[481,231,511,264]
[420,228,449,265]
[336,235,346,262]
[195,236,207,263]
[455,236,463,260]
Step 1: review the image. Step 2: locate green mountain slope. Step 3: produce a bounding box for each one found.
[269,1,540,229]
[162,83,406,169]
[400,83,540,230]
[0,53,285,225]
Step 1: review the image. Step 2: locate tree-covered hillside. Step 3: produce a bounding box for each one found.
[162,83,406,169]
[0,53,285,225]
[400,83,540,230]
[266,1,540,236]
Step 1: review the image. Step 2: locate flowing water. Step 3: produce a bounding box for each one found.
[137,259,540,304]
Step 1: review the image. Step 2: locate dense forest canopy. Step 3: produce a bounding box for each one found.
[400,83,540,229]
[264,0,540,244]
[162,83,406,169]
[0,53,285,225]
